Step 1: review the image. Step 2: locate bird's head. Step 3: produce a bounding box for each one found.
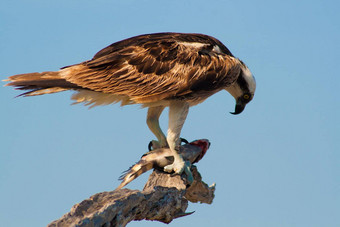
[226,62,256,115]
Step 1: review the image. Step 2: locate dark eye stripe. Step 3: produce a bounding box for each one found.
[237,71,250,94]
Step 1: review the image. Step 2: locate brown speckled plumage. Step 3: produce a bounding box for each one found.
[5,33,242,106]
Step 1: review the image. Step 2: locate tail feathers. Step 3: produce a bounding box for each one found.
[4,71,81,97]
[115,161,154,190]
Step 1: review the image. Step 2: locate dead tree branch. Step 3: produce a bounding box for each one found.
[48,166,215,227]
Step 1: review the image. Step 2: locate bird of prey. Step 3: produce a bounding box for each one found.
[116,139,210,190]
[5,32,256,179]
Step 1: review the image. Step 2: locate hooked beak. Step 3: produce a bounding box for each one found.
[230,98,246,115]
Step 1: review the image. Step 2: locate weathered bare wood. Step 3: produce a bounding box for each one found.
[143,166,216,204]
[185,166,216,204]
[48,166,215,227]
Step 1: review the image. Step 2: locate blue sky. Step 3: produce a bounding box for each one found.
[1,0,339,226]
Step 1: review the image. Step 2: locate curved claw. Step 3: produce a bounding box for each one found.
[149,138,188,151]
[180,137,189,145]
[148,141,153,151]
[148,140,165,151]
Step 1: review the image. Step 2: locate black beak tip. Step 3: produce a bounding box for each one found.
[230,103,245,115]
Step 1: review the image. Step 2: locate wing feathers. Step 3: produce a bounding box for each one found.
[62,33,241,104]
[6,33,242,105]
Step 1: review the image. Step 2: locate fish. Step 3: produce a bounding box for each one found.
[116,139,210,190]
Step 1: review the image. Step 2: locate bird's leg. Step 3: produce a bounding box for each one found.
[164,101,190,178]
[146,106,167,149]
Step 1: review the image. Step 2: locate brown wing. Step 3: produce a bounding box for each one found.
[61,33,242,103]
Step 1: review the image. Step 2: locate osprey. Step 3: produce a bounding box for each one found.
[5,32,256,179]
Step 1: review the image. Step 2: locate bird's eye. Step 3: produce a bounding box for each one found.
[243,94,250,100]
